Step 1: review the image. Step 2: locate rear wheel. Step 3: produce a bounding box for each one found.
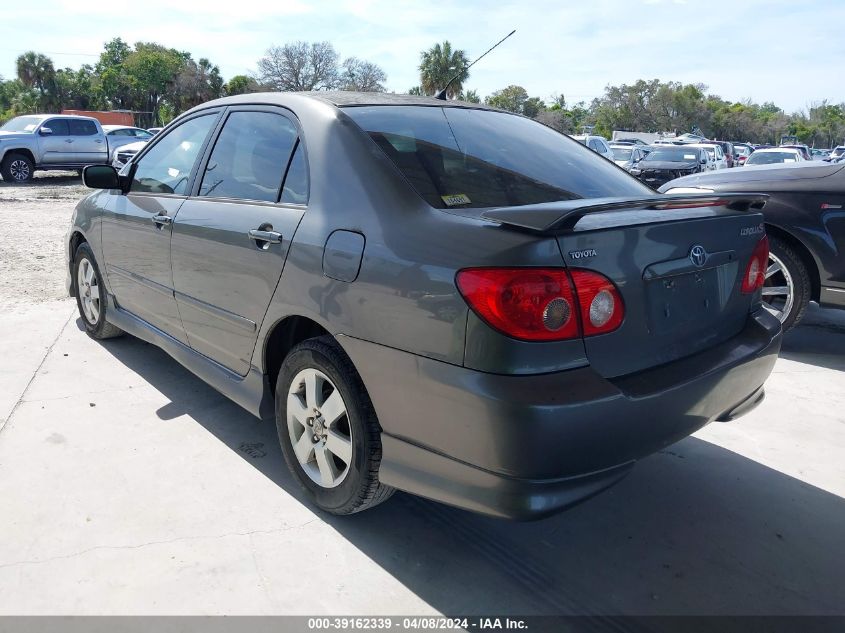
[763,235,810,331]
[276,336,393,515]
[1,153,35,183]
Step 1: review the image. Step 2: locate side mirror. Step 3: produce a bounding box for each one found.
[39,127,53,136]
[83,165,121,190]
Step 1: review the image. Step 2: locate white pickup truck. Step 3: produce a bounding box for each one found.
[0,114,147,183]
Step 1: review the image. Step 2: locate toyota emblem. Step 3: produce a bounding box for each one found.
[689,245,707,267]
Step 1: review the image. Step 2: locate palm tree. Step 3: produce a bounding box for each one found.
[418,41,469,99]
[16,51,57,111]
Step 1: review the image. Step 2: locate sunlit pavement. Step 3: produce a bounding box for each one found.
[0,300,842,615]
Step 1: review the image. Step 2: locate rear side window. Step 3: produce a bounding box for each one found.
[345,106,650,209]
[69,119,98,136]
[199,111,298,203]
[131,114,217,195]
[281,142,308,204]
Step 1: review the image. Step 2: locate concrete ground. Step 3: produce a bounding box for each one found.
[0,176,843,615]
[0,299,842,615]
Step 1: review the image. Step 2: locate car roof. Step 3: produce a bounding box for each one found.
[193,91,500,113]
[754,147,801,153]
[102,125,141,131]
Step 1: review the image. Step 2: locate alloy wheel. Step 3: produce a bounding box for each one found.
[761,252,794,323]
[10,159,31,181]
[77,258,101,324]
[287,368,353,488]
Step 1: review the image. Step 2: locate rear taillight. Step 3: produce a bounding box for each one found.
[570,270,626,336]
[456,267,624,341]
[741,235,769,294]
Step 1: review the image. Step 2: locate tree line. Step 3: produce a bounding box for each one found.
[1,38,843,147]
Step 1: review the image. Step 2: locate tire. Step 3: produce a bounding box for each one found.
[276,336,394,515]
[1,152,35,183]
[73,242,124,340]
[764,235,810,332]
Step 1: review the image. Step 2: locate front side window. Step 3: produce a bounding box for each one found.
[69,119,98,136]
[131,114,216,195]
[345,106,650,209]
[43,119,70,136]
[199,111,298,202]
[109,128,133,137]
[134,129,153,139]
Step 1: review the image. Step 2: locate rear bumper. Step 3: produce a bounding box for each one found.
[339,309,782,520]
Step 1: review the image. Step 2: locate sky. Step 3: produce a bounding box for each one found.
[1,0,842,113]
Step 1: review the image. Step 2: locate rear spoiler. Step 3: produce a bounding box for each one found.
[480,193,769,233]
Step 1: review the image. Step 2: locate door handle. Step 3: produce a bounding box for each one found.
[248,229,283,244]
[152,214,172,227]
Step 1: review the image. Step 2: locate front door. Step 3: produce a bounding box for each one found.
[38,118,75,164]
[171,108,308,375]
[101,111,221,344]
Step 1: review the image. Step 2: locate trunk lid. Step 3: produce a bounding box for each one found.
[481,195,768,378]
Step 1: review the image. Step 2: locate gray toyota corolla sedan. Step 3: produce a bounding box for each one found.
[67,92,781,519]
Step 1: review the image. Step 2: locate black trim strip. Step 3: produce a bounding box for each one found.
[174,290,256,333]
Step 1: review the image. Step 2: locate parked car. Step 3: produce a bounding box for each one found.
[700,141,735,168]
[68,92,781,520]
[780,144,813,161]
[660,160,845,330]
[571,134,615,160]
[631,145,710,187]
[111,140,148,170]
[744,147,805,166]
[828,146,845,161]
[102,125,155,151]
[734,144,753,165]
[686,143,727,169]
[609,144,646,171]
[0,114,120,183]
[811,148,831,160]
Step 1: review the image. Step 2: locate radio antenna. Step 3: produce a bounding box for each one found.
[434,30,516,101]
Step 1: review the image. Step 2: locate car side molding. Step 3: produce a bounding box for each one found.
[481,193,769,232]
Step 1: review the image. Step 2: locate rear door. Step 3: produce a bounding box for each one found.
[68,119,108,164]
[556,208,765,378]
[170,107,308,376]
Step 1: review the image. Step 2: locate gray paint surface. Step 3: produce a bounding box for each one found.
[68,91,782,517]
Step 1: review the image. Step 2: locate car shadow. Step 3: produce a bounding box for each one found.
[84,318,845,616]
[779,304,845,372]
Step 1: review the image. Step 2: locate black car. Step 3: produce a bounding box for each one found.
[633,145,708,188]
[660,161,845,330]
[67,92,780,520]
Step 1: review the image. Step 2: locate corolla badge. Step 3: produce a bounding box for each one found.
[689,244,708,267]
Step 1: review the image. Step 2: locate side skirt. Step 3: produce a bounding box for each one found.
[105,294,274,420]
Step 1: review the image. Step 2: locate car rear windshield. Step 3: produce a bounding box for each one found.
[344,106,650,209]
